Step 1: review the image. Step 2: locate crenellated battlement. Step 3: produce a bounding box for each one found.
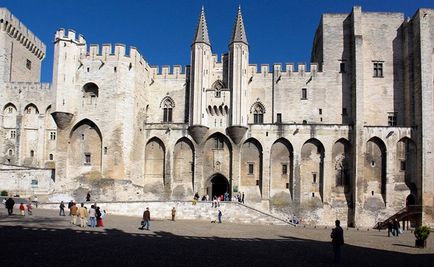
[248,63,322,76]
[0,8,46,59]
[4,81,51,91]
[55,28,151,72]
[150,65,189,79]
[54,28,85,44]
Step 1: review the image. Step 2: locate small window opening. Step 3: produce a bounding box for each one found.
[312,173,317,184]
[301,88,307,100]
[104,147,108,155]
[319,108,322,115]
[371,161,375,167]
[248,163,254,175]
[49,154,54,160]
[312,192,315,197]
[282,164,288,175]
[276,113,282,124]
[50,131,56,140]
[388,112,397,126]
[30,150,34,157]
[26,59,32,70]
[84,153,91,165]
[373,62,383,78]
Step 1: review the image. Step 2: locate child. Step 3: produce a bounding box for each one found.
[27,202,33,215]
[19,203,25,216]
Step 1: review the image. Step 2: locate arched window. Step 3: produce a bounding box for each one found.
[82,82,99,105]
[160,97,175,123]
[49,154,54,160]
[252,103,265,124]
[212,80,225,98]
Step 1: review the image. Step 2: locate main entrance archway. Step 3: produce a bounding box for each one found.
[208,174,229,198]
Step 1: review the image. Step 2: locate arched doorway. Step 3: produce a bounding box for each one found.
[208,174,229,199]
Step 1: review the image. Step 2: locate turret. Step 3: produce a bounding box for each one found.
[51,29,86,129]
[227,6,249,144]
[188,7,212,144]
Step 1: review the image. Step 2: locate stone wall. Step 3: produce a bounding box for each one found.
[0,164,54,196]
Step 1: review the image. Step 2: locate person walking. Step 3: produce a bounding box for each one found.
[70,202,78,225]
[67,200,73,215]
[77,203,88,228]
[331,219,345,263]
[171,207,176,221]
[387,220,393,237]
[59,201,65,216]
[140,207,151,230]
[96,206,103,227]
[393,219,400,237]
[5,197,15,215]
[86,192,91,202]
[19,203,25,216]
[88,205,97,228]
[218,209,222,223]
[27,202,33,215]
[241,192,245,204]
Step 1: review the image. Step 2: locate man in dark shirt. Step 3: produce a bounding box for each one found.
[331,219,344,263]
[140,207,151,230]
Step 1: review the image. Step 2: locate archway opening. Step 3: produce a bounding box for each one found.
[209,174,229,199]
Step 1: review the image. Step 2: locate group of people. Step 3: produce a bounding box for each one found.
[193,192,245,204]
[67,201,105,228]
[387,218,402,237]
[3,197,34,216]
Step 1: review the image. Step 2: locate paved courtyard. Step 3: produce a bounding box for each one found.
[0,208,433,266]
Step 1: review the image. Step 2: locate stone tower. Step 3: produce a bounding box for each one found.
[188,7,212,143]
[227,6,249,144]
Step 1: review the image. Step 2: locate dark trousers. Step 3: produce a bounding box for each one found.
[7,208,13,215]
[333,244,342,263]
[59,208,65,216]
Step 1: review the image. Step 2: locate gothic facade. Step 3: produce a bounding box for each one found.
[1,6,434,227]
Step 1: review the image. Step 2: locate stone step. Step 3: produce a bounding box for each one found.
[38,201,292,226]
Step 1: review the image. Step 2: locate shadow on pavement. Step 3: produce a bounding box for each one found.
[0,219,433,266]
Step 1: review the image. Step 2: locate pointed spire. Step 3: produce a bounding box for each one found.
[230,6,248,45]
[192,6,211,46]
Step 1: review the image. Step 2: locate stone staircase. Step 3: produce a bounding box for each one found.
[38,201,295,226]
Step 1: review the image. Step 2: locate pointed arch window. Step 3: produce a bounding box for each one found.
[161,97,175,123]
[212,80,225,98]
[252,103,265,124]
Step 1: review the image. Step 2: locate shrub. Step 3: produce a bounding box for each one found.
[414,226,431,241]
[0,190,8,196]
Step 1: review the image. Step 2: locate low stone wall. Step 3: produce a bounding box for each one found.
[0,166,54,196]
[38,201,293,226]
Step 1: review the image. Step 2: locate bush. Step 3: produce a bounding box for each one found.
[0,190,8,196]
[414,226,431,241]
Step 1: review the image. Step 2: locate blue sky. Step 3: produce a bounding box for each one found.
[2,0,434,83]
